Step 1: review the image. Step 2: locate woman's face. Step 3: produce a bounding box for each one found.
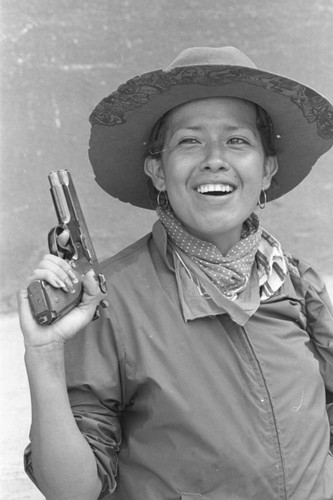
[145,97,277,253]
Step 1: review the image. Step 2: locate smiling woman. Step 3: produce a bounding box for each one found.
[144,97,277,254]
[18,46,333,500]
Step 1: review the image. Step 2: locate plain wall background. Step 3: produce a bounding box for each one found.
[1,0,333,314]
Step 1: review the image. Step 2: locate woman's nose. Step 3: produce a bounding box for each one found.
[200,141,229,171]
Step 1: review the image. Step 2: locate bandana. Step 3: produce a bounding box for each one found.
[157,206,263,299]
[156,206,287,322]
[257,231,288,300]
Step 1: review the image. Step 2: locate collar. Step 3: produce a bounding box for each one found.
[152,220,294,326]
[152,220,259,325]
[152,219,174,271]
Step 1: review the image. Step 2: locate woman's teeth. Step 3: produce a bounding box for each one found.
[197,184,234,195]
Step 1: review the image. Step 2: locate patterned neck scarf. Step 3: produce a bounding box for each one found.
[257,231,288,300]
[156,206,263,300]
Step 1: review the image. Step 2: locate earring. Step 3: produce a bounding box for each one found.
[258,189,267,210]
[157,190,169,208]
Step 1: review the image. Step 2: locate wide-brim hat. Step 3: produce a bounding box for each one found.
[89,46,333,209]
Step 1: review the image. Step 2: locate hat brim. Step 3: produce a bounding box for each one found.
[89,64,333,209]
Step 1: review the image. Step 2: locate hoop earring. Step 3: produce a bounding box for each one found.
[258,189,267,210]
[157,190,169,208]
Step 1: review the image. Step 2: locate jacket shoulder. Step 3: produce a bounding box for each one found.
[284,251,333,324]
[100,233,152,274]
[284,250,328,296]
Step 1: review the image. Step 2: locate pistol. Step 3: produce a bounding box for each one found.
[28,169,107,325]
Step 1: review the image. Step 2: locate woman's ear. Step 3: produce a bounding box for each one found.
[144,157,166,191]
[262,156,278,190]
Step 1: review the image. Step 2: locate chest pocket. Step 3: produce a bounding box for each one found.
[261,295,307,332]
[260,295,307,331]
[287,298,307,331]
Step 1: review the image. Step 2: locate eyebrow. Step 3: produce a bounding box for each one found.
[224,125,254,132]
[172,124,256,134]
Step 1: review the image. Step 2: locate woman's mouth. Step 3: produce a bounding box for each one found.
[196,184,235,196]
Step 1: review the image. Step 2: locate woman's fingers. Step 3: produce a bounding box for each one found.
[29,254,79,292]
[30,268,76,292]
[48,270,107,341]
[18,252,108,347]
[36,254,74,273]
[18,270,106,346]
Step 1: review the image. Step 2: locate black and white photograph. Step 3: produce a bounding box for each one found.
[1,1,333,498]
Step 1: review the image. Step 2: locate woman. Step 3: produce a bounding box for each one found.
[18,46,333,499]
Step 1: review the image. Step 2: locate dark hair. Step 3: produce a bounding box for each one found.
[145,99,278,207]
[254,104,277,157]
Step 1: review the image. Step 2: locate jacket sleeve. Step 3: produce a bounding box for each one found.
[293,260,333,449]
[24,314,125,499]
[297,263,333,388]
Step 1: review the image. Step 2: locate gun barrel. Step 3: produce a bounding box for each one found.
[49,171,71,223]
[58,169,70,186]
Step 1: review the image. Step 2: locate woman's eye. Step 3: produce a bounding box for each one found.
[178,137,201,145]
[228,137,249,145]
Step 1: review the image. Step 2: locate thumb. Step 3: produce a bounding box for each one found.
[78,269,108,318]
[81,269,104,298]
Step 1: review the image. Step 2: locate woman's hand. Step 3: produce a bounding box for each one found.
[17,254,106,349]
[18,251,105,499]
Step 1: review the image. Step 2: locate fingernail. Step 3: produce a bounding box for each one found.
[68,269,79,283]
[55,278,68,291]
[65,278,74,291]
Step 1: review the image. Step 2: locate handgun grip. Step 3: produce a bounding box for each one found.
[28,269,83,325]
